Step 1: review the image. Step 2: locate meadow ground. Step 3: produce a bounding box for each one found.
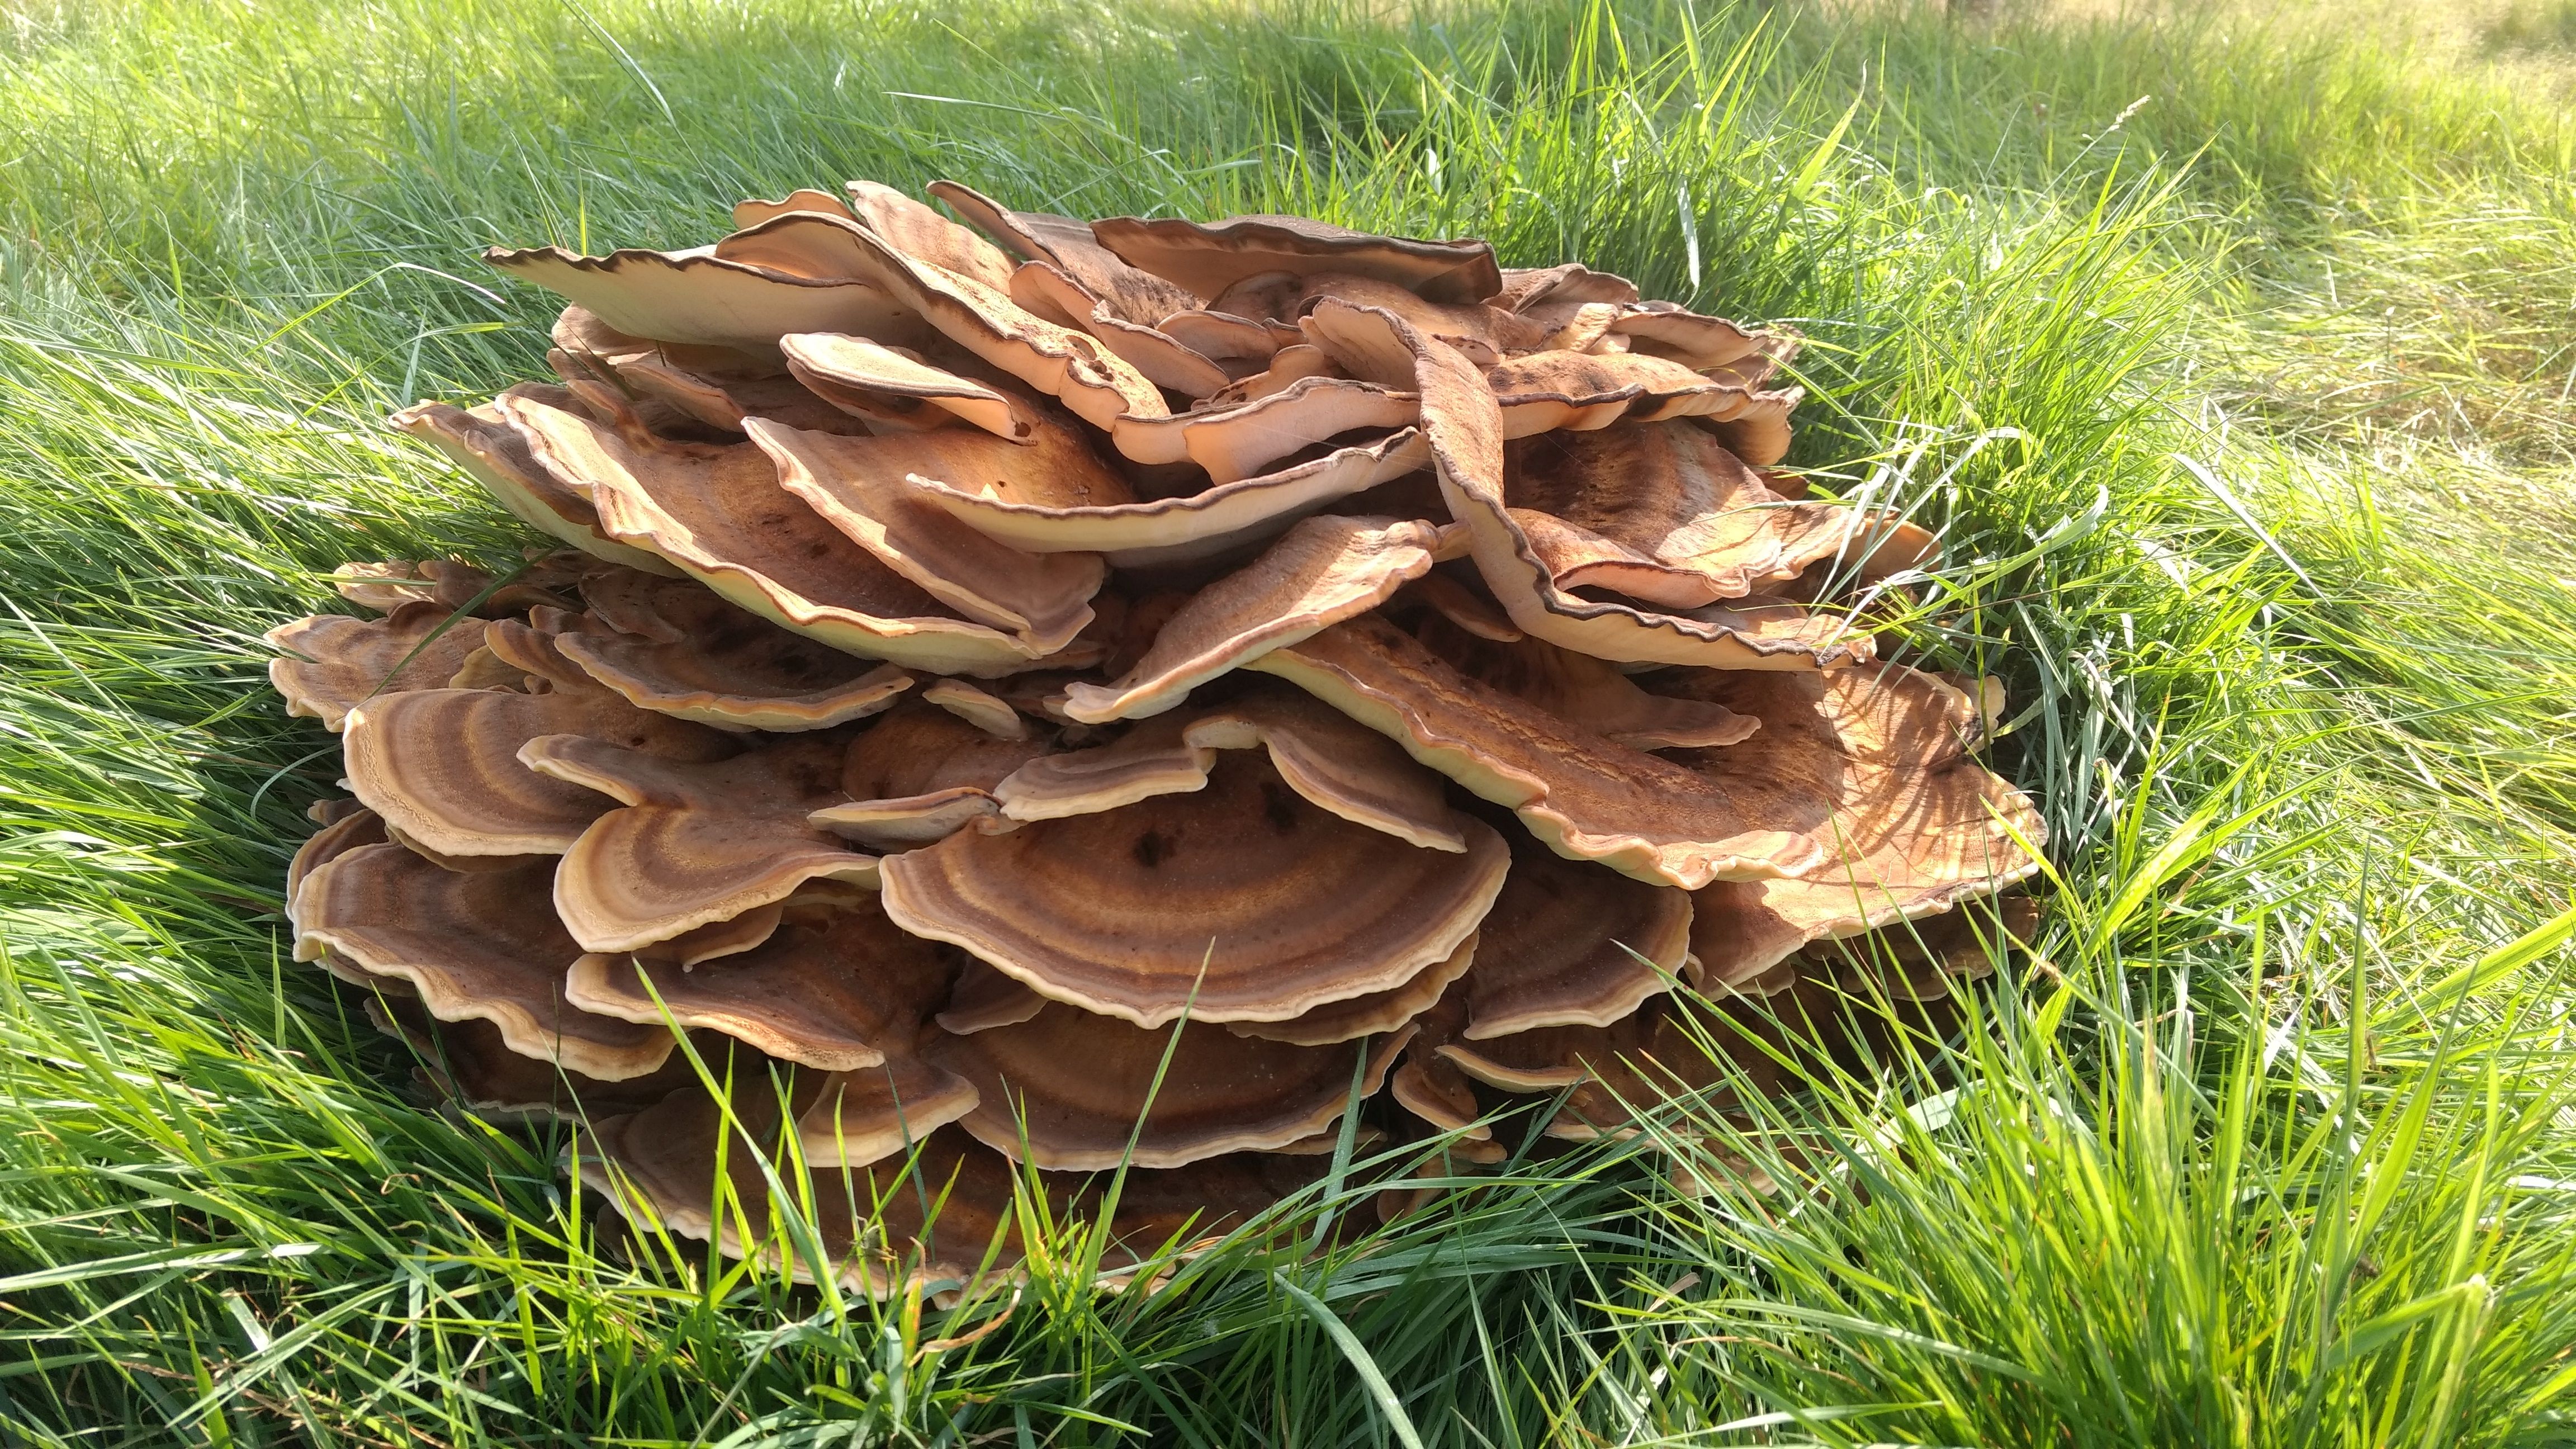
[0,0,2572,1443]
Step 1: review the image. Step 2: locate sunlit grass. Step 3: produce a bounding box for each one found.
[0,0,2570,1442]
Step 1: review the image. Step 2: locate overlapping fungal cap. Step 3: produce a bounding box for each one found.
[261,179,2047,1285]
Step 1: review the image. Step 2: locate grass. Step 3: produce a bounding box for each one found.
[0,0,2572,1442]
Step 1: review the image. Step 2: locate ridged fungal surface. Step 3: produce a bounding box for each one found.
[267,181,2046,1298]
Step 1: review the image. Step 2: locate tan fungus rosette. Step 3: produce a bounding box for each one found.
[257,179,2045,1294]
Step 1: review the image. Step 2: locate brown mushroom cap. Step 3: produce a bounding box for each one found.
[1504,422,1931,608]
[1227,931,1478,1046]
[778,333,1041,441]
[1460,834,1693,1040]
[1247,614,1826,888]
[927,180,1203,325]
[731,188,854,229]
[1497,263,1640,315]
[552,603,916,733]
[267,604,492,732]
[565,899,959,1071]
[1366,303,1867,669]
[1060,515,1455,724]
[714,211,1167,429]
[1484,348,1801,467]
[550,305,862,435]
[1671,665,2048,984]
[883,747,1507,1027]
[1090,213,1503,304]
[936,959,1049,1035]
[1601,302,1783,372]
[918,679,1027,739]
[1000,686,1467,850]
[842,179,1019,290]
[1409,613,1758,751]
[580,1091,1020,1296]
[804,700,1058,848]
[922,1001,1413,1168]
[484,241,924,352]
[295,843,676,1079]
[1105,376,1421,482]
[793,1058,986,1168]
[370,996,707,1121]
[525,733,882,953]
[330,557,580,617]
[343,680,733,858]
[285,804,388,920]
[744,415,1109,655]
[388,392,682,575]
[1007,261,1232,397]
[499,391,1057,676]
[907,428,1431,568]
[582,1093,1321,1298]
[1203,342,1345,405]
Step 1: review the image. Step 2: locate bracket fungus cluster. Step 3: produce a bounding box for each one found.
[268,181,2044,1298]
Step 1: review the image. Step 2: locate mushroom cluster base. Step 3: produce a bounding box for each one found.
[269,181,2046,1298]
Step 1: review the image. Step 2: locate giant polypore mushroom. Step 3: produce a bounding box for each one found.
[262,179,2047,1293]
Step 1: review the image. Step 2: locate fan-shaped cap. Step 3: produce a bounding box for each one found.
[744,415,1109,655]
[1409,613,1758,751]
[1247,615,1827,888]
[1504,422,1931,609]
[550,305,861,435]
[807,701,1058,848]
[1205,342,1343,405]
[883,747,1507,1027]
[1806,893,2040,1003]
[285,804,387,922]
[841,179,1018,290]
[1460,834,1692,1039]
[331,557,580,616]
[1106,376,1420,481]
[499,391,1062,676]
[1090,213,1503,304]
[268,604,491,731]
[928,180,1203,325]
[1008,261,1232,397]
[1286,272,1551,361]
[1431,992,1767,1110]
[1670,665,2047,984]
[995,687,1467,852]
[343,678,734,858]
[779,333,1041,441]
[908,427,1430,567]
[581,1096,1320,1299]
[370,997,708,1121]
[922,1001,1413,1168]
[1162,306,1295,368]
[1373,304,1865,669]
[552,602,916,732]
[1600,302,1784,372]
[1497,263,1640,315]
[780,1058,981,1168]
[1402,571,1521,641]
[580,1093,1016,1296]
[1481,349,1798,460]
[295,844,675,1079]
[1061,515,1454,724]
[936,959,1048,1034]
[485,240,924,353]
[731,188,854,228]
[920,679,1027,738]
[565,899,959,1071]
[711,211,1167,429]
[1227,931,1476,1046]
[389,391,681,575]
[524,733,883,953]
